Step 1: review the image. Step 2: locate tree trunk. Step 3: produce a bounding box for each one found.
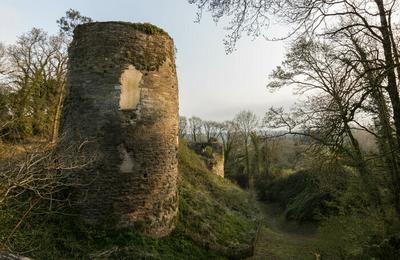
[375,0,400,149]
[244,137,252,190]
[51,83,65,143]
[251,133,261,176]
[353,34,400,214]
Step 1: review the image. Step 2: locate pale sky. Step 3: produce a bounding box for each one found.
[0,0,296,121]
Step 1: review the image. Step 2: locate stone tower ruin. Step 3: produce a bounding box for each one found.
[60,22,179,237]
[189,139,224,178]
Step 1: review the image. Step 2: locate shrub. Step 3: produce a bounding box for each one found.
[315,213,387,259]
[256,164,351,222]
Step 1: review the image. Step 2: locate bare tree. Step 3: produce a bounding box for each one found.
[0,43,8,74]
[202,120,222,142]
[0,141,96,206]
[250,131,262,176]
[266,37,387,205]
[189,0,272,53]
[344,31,400,212]
[3,28,68,141]
[188,116,203,142]
[0,140,97,245]
[216,121,237,168]
[57,9,93,36]
[233,110,259,188]
[189,0,400,150]
[179,116,188,139]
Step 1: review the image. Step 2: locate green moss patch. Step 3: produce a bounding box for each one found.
[126,22,169,37]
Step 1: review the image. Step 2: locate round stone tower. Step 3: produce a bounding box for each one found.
[60,22,179,237]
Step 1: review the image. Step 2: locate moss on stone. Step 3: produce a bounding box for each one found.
[77,21,170,37]
[73,21,174,72]
[125,48,167,72]
[126,22,169,36]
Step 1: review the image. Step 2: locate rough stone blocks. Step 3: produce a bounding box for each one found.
[60,22,179,237]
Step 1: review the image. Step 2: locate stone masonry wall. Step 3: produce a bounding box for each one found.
[189,139,224,178]
[60,22,179,237]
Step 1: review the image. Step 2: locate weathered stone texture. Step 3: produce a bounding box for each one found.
[60,22,179,237]
[0,252,31,260]
[189,139,224,178]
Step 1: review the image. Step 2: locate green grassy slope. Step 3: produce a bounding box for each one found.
[0,141,259,259]
[178,141,259,258]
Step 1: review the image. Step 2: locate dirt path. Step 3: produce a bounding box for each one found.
[249,202,319,260]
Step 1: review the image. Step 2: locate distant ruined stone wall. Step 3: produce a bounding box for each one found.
[189,139,224,178]
[60,22,179,237]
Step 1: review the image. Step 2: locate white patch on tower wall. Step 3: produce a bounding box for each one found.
[119,144,134,173]
[119,65,142,110]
